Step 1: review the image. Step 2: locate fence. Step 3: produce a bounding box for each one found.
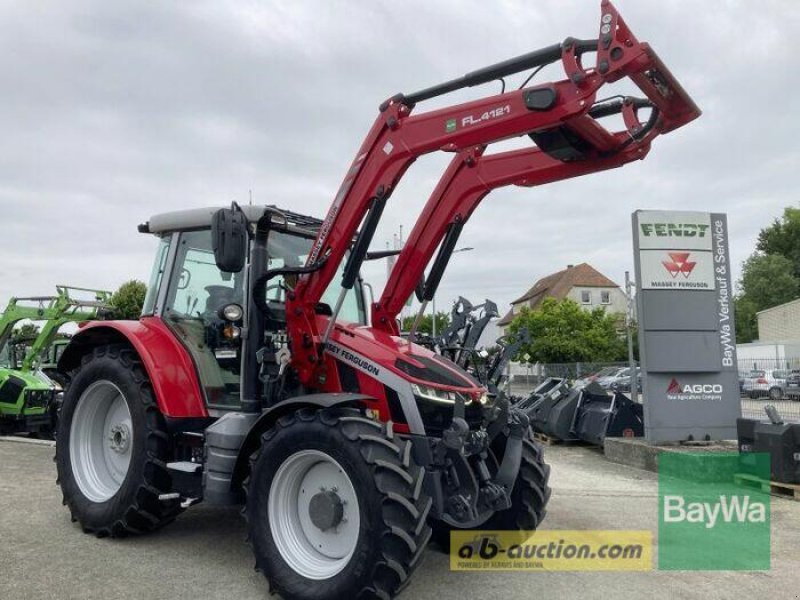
[504,357,800,424]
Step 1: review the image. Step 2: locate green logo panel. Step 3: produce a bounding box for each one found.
[658,452,770,570]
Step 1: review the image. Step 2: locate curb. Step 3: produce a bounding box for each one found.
[0,435,56,448]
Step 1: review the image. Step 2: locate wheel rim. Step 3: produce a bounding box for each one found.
[69,380,133,503]
[268,450,361,580]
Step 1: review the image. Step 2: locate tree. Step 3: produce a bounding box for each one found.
[740,254,799,310]
[11,322,39,341]
[757,206,800,278]
[110,280,148,320]
[401,311,451,336]
[734,253,799,343]
[734,295,759,344]
[734,206,800,343]
[508,298,627,363]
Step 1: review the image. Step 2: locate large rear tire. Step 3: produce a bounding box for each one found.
[55,344,182,536]
[430,431,551,552]
[245,407,432,600]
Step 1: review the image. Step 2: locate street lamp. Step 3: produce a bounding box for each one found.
[432,246,474,339]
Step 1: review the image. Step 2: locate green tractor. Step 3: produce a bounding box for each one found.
[0,286,111,437]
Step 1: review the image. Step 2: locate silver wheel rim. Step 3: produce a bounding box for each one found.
[268,450,361,580]
[69,380,133,503]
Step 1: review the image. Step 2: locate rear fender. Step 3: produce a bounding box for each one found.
[57,317,207,418]
[230,393,371,490]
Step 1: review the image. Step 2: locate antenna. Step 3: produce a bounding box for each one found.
[249,189,253,206]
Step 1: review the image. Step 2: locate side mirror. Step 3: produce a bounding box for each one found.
[212,208,247,273]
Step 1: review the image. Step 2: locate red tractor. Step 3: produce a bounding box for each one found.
[55,3,699,598]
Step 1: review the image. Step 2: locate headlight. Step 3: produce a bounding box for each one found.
[223,325,242,340]
[221,303,244,321]
[412,384,471,405]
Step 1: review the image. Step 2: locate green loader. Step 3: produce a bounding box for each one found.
[0,286,111,437]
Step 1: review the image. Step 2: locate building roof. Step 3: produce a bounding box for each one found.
[496,263,619,326]
[756,296,800,316]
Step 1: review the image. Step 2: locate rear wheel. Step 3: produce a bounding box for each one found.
[430,431,551,552]
[245,407,432,600]
[55,345,182,536]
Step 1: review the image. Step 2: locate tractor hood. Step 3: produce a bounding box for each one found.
[327,321,484,396]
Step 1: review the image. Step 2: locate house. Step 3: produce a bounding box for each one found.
[757,297,800,342]
[497,263,627,333]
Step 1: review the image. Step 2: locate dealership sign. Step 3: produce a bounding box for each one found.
[632,210,740,443]
[639,250,715,291]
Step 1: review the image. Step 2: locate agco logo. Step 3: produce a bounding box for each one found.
[662,252,696,278]
[667,378,723,400]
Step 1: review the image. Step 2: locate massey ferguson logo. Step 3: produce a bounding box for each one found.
[666,378,723,401]
[662,252,696,278]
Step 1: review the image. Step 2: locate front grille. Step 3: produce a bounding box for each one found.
[414,395,485,435]
[24,389,53,410]
[0,376,26,405]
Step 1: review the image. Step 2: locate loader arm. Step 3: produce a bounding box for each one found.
[287,0,700,384]
[373,125,654,332]
[0,286,111,372]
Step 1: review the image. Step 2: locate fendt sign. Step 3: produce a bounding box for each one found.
[632,210,740,443]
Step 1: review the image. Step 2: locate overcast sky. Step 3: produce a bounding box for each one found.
[1,0,797,328]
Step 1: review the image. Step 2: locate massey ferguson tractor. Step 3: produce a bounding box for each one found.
[55,3,699,598]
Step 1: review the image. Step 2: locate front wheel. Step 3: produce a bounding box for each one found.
[245,408,432,600]
[769,387,784,401]
[55,345,182,536]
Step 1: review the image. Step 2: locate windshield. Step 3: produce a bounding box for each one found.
[163,229,365,324]
[160,227,366,409]
[266,232,365,324]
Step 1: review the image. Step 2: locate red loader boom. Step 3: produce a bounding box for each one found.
[287,0,699,384]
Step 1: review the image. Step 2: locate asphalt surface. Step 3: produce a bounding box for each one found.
[2,436,799,600]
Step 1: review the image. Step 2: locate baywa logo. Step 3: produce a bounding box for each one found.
[662,252,696,278]
[666,378,723,401]
[663,494,766,529]
[658,452,770,570]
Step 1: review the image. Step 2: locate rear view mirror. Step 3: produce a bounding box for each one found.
[212,208,247,273]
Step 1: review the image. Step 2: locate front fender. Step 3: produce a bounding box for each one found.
[58,317,207,418]
[231,393,371,489]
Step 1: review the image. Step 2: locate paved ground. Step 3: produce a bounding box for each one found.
[2,437,799,600]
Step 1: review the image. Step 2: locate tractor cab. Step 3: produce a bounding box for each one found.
[138,206,367,410]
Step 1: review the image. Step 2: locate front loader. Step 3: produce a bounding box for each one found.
[0,286,110,436]
[55,3,699,599]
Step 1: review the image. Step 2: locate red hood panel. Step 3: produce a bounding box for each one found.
[327,321,483,393]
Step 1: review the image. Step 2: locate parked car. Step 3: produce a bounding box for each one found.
[611,372,642,394]
[574,366,620,388]
[598,366,640,390]
[785,370,800,400]
[741,369,788,400]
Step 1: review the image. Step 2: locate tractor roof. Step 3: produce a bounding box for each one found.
[139,205,323,236]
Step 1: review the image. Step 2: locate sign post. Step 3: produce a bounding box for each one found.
[632,210,740,443]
